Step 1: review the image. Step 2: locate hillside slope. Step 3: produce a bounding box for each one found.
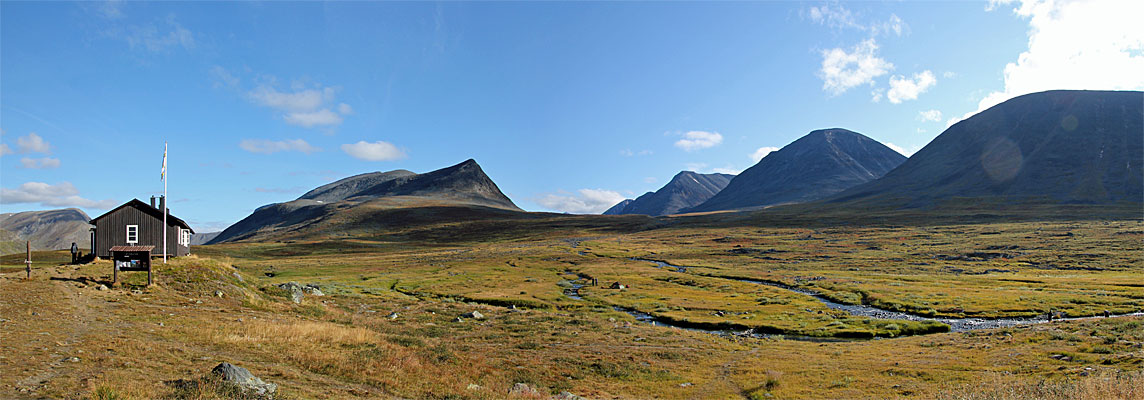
[605,171,734,216]
[688,129,905,212]
[209,159,521,243]
[0,209,92,253]
[830,90,1143,207]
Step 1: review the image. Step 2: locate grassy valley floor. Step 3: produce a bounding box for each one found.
[1,218,1142,399]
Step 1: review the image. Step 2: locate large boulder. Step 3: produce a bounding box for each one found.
[276,282,304,303]
[211,362,278,396]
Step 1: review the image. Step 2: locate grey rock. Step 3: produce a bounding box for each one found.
[466,383,482,391]
[62,356,80,363]
[553,391,586,399]
[509,382,540,397]
[277,282,304,303]
[464,310,484,319]
[211,362,277,396]
[387,312,399,320]
[302,284,324,296]
[97,284,108,291]
[214,290,225,298]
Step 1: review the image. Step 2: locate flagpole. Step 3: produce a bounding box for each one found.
[163,142,168,264]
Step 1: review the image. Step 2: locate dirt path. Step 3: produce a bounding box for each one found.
[1,269,103,397]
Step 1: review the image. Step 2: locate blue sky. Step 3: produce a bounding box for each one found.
[2,1,1142,231]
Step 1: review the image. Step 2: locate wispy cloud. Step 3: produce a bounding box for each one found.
[238,139,320,155]
[341,141,406,161]
[887,70,937,103]
[806,4,908,37]
[0,143,12,156]
[125,15,194,53]
[918,109,943,122]
[19,157,61,169]
[619,149,653,157]
[819,39,894,95]
[536,189,627,214]
[245,81,353,129]
[884,142,920,157]
[674,131,723,151]
[0,182,118,209]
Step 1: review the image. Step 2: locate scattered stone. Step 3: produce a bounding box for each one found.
[211,362,278,396]
[464,311,485,320]
[508,382,540,397]
[97,284,109,291]
[302,284,324,296]
[679,382,692,388]
[277,282,304,303]
[62,356,80,363]
[387,312,400,320]
[454,317,464,323]
[553,391,586,399]
[609,282,627,290]
[466,383,483,391]
[232,272,244,282]
[214,290,225,298]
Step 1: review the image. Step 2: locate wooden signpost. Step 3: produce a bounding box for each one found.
[25,241,31,279]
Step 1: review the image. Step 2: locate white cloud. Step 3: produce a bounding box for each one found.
[16,133,51,154]
[819,39,894,95]
[963,0,1144,122]
[210,66,240,89]
[807,5,907,37]
[674,131,723,151]
[239,139,320,155]
[710,167,742,175]
[248,85,333,113]
[245,81,354,129]
[619,149,652,157]
[750,146,780,163]
[887,70,937,104]
[19,157,61,169]
[884,142,919,157]
[536,189,627,214]
[918,109,943,122]
[125,15,194,53]
[0,182,118,209]
[0,143,11,156]
[283,109,344,128]
[341,141,406,161]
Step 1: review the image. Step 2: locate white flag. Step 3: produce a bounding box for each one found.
[161,142,167,180]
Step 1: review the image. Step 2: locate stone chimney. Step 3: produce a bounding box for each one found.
[150,196,157,209]
[159,196,166,214]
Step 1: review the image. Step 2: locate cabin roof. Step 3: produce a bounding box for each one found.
[90,198,194,233]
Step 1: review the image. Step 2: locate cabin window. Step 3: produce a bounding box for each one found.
[180,229,190,246]
[126,225,139,244]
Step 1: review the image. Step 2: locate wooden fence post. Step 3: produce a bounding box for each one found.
[25,241,31,280]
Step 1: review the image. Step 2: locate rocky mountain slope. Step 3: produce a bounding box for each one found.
[829,90,1143,207]
[209,159,520,243]
[604,171,734,216]
[687,129,905,212]
[0,209,91,253]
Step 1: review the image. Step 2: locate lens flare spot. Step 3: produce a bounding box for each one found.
[1061,115,1079,131]
[981,138,1022,183]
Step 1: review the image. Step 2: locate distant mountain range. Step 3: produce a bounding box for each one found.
[190,231,221,246]
[687,128,906,213]
[209,159,520,243]
[0,209,91,253]
[830,90,1143,207]
[604,171,734,216]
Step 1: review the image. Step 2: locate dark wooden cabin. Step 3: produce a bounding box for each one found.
[90,196,194,258]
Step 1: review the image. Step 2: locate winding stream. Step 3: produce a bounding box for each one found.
[630,258,1144,332]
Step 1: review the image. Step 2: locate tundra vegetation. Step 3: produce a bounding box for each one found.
[2,216,1142,399]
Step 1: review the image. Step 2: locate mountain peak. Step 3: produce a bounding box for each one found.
[687,128,905,212]
[605,171,735,216]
